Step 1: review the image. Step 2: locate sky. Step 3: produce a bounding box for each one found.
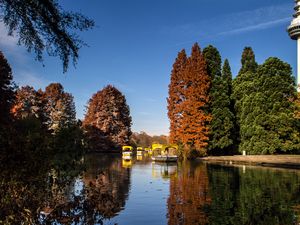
[0,0,297,135]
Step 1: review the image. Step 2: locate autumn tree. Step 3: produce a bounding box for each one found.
[0,51,14,126]
[44,83,76,132]
[239,58,300,154]
[12,86,44,120]
[167,50,187,144]
[203,46,235,155]
[0,0,94,72]
[83,85,132,151]
[180,43,211,157]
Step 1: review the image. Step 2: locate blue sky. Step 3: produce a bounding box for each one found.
[0,0,296,135]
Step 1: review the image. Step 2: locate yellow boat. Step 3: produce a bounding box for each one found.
[122,145,133,160]
[137,147,144,156]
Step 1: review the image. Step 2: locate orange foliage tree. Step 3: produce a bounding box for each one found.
[168,44,211,157]
[167,50,187,144]
[11,86,44,120]
[167,162,211,225]
[180,43,211,156]
[83,85,132,151]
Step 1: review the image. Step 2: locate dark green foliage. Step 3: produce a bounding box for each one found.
[207,164,300,225]
[233,47,258,121]
[232,47,258,150]
[238,47,258,76]
[0,0,94,72]
[203,46,235,155]
[239,58,300,154]
[203,45,222,80]
[0,51,14,127]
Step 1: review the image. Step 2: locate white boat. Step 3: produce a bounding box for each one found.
[151,155,178,162]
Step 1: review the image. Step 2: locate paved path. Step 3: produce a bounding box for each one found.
[198,155,300,169]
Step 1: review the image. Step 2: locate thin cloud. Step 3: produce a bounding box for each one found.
[218,17,290,36]
[0,22,18,48]
[167,3,292,46]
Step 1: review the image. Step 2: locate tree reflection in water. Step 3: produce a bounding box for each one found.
[45,154,131,224]
[167,161,211,225]
[0,153,131,224]
[207,164,300,225]
[167,162,300,225]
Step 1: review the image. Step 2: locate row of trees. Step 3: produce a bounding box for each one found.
[0,50,132,223]
[168,43,300,157]
[130,131,168,147]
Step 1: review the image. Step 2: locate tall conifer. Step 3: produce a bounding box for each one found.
[232,47,258,149]
[180,43,211,156]
[239,58,300,154]
[0,51,14,126]
[167,50,187,144]
[203,46,235,155]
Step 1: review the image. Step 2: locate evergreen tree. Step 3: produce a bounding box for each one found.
[232,47,258,149]
[203,45,235,155]
[0,0,94,72]
[167,49,187,144]
[180,43,211,157]
[83,85,132,151]
[203,45,221,80]
[0,51,14,126]
[44,83,76,132]
[232,47,258,121]
[239,58,300,154]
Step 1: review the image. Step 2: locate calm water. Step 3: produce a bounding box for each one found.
[2,153,300,224]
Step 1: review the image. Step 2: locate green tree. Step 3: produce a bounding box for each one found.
[0,51,14,126]
[239,58,300,154]
[0,0,94,72]
[232,47,258,149]
[203,46,235,155]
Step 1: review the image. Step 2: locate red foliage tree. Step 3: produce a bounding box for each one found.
[83,85,132,151]
[167,162,211,224]
[43,83,76,132]
[180,43,211,156]
[167,50,187,144]
[11,86,44,120]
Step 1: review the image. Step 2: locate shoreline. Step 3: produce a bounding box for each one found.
[197,155,300,169]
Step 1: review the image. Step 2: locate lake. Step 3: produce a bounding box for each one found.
[2,153,300,224]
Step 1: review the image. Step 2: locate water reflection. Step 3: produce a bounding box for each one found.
[167,161,211,225]
[2,153,300,224]
[44,154,131,224]
[207,164,300,225]
[167,162,300,225]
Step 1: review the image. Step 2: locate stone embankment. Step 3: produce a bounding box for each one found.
[198,155,300,169]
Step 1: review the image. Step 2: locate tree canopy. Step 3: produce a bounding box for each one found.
[83,85,132,151]
[0,0,94,72]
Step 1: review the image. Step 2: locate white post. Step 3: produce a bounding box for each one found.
[298,38,300,91]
